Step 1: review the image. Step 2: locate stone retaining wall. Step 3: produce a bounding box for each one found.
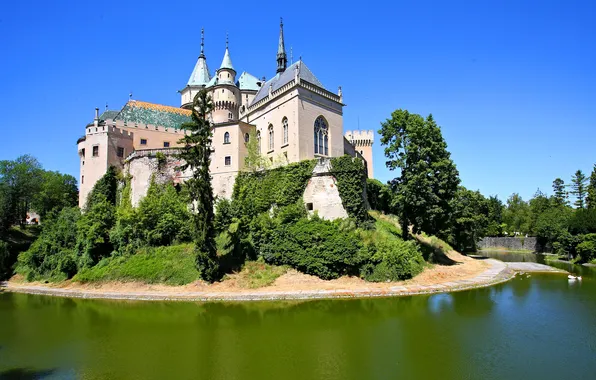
[478,236,543,252]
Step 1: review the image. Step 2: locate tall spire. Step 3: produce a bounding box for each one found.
[199,27,205,58]
[277,18,287,74]
[219,34,235,71]
[187,27,211,86]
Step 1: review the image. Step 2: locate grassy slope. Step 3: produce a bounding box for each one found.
[74,244,200,286]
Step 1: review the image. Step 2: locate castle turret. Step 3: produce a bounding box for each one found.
[180,28,212,109]
[276,18,287,73]
[345,130,375,178]
[212,36,240,124]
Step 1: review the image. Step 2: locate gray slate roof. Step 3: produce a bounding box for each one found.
[251,61,325,106]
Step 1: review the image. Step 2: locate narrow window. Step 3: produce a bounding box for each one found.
[117,147,124,157]
[268,124,274,151]
[81,148,85,157]
[257,131,261,153]
[92,145,99,157]
[81,175,84,184]
[314,116,329,156]
[140,138,147,145]
[225,156,231,166]
[306,202,314,211]
[228,112,233,120]
[224,132,230,144]
[244,133,250,143]
[164,142,170,148]
[222,89,224,93]
[282,117,289,145]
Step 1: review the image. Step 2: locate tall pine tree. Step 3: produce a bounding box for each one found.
[178,89,218,282]
[379,110,460,239]
[571,170,588,209]
[586,164,596,210]
[552,178,567,207]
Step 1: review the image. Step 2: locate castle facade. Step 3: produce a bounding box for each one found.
[77,21,374,208]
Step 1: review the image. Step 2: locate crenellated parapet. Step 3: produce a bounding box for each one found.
[345,130,374,147]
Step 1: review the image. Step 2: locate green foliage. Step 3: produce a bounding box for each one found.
[16,207,80,281]
[233,259,288,289]
[366,178,392,214]
[232,160,316,218]
[31,171,78,219]
[243,128,269,171]
[74,244,200,285]
[552,178,568,207]
[155,152,167,169]
[178,89,217,282]
[0,155,43,231]
[330,156,368,222]
[575,234,596,263]
[535,207,572,252]
[587,165,596,210]
[379,110,460,239]
[568,208,596,235]
[85,166,118,211]
[485,196,505,236]
[0,240,9,279]
[502,193,530,235]
[571,170,588,209]
[76,194,115,268]
[446,187,489,252]
[261,216,365,280]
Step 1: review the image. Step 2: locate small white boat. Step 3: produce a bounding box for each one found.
[568,275,577,280]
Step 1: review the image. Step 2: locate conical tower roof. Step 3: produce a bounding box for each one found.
[187,28,211,86]
[219,35,235,71]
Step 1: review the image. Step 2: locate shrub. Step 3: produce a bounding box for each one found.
[360,238,424,282]
[234,259,288,289]
[330,156,368,222]
[366,178,392,213]
[16,207,80,281]
[76,194,115,268]
[260,217,364,280]
[576,234,596,263]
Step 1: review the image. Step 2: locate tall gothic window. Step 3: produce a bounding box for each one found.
[282,117,288,145]
[314,116,328,155]
[268,124,274,151]
[257,131,261,153]
[244,133,250,143]
[224,132,230,144]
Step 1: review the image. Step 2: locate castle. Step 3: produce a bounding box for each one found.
[77,20,374,212]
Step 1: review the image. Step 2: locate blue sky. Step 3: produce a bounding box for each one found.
[1,0,594,202]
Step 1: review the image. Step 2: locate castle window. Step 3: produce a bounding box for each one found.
[164,142,170,148]
[228,112,233,120]
[225,156,231,166]
[92,145,99,157]
[81,148,85,157]
[314,116,329,156]
[222,89,224,93]
[224,132,230,144]
[117,147,125,158]
[244,133,250,143]
[268,124,274,151]
[81,175,84,184]
[140,138,147,145]
[257,131,261,153]
[282,117,289,145]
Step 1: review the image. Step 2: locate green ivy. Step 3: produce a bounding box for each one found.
[330,156,368,222]
[232,160,316,218]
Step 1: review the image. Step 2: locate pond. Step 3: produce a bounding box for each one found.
[1,264,595,379]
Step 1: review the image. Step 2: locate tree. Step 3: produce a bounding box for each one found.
[379,110,460,239]
[178,89,218,281]
[502,193,530,235]
[447,187,489,252]
[586,165,596,210]
[32,171,78,219]
[243,129,269,171]
[552,178,567,207]
[485,196,505,236]
[571,170,588,209]
[528,189,551,234]
[0,155,43,230]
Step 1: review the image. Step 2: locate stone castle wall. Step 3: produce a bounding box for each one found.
[478,237,543,252]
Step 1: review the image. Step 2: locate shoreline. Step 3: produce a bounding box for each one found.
[1,259,566,302]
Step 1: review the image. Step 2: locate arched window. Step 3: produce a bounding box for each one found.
[314,116,329,155]
[224,132,230,144]
[244,133,250,143]
[268,124,274,151]
[282,117,288,145]
[257,131,261,153]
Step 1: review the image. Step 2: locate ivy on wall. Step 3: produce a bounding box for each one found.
[232,160,317,218]
[330,156,368,222]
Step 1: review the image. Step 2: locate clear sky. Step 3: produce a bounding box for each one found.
[1,0,594,202]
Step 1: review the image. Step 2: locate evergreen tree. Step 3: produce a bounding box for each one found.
[586,164,596,210]
[379,110,460,239]
[552,178,567,207]
[178,89,218,282]
[571,170,588,209]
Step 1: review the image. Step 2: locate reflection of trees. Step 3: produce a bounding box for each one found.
[452,287,496,317]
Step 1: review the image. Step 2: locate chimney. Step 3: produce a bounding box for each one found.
[94,108,99,128]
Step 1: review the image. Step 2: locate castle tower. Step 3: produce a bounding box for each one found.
[211,36,240,124]
[180,28,212,109]
[345,130,374,178]
[276,18,287,73]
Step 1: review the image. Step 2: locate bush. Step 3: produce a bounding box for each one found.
[16,207,80,281]
[366,178,392,213]
[576,234,596,263]
[360,238,423,282]
[76,195,115,268]
[330,156,368,222]
[261,216,364,280]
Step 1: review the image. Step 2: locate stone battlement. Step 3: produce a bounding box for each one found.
[345,130,374,146]
[85,125,135,139]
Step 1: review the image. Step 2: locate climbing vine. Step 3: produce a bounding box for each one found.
[330,156,368,222]
[232,160,317,218]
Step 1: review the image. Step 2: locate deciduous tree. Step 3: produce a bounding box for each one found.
[379,110,460,239]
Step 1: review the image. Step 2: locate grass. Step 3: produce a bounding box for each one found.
[73,244,201,286]
[232,260,288,289]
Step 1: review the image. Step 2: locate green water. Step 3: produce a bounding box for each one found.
[1,264,596,379]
